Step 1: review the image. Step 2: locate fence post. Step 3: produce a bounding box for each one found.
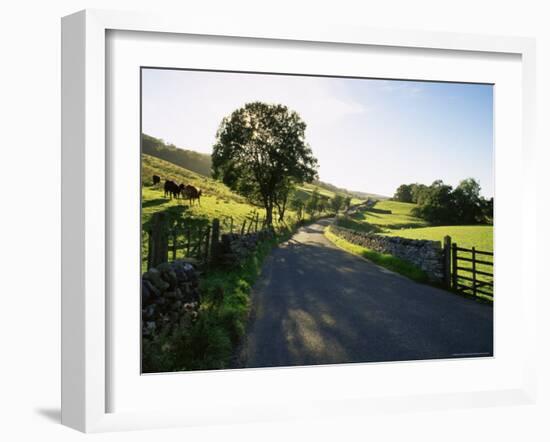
[204,226,211,262]
[240,219,247,235]
[210,218,221,262]
[472,247,477,298]
[146,230,152,271]
[451,243,458,290]
[197,226,203,259]
[148,212,169,269]
[171,230,177,261]
[443,236,451,288]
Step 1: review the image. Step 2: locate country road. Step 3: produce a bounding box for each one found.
[236,219,493,368]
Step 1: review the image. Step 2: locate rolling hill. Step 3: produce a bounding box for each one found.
[141,133,382,203]
[142,133,212,177]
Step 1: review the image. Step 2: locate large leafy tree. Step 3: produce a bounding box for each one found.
[412,180,455,225]
[406,178,489,225]
[212,102,318,226]
[452,178,483,224]
[393,184,413,203]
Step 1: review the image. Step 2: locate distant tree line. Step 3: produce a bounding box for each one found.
[288,190,351,221]
[393,179,493,225]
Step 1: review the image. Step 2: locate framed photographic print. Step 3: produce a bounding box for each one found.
[61,9,537,432]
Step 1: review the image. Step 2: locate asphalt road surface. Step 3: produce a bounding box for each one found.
[236,219,493,368]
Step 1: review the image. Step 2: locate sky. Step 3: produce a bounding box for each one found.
[141,68,494,198]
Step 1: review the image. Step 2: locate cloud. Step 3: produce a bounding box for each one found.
[379,80,423,97]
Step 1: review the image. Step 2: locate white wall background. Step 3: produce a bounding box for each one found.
[0,1,548,440]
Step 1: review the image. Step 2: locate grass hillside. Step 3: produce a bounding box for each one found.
[142,133,369,204]
[339,200,427,233]
[353,200,428,230]
[143,133,212,177]
[141,153,347,236]
[312,179,389,202]
[142,154,260,228]
[295,183,363,205]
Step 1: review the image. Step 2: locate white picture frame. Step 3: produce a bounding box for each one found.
[61,9,537,433]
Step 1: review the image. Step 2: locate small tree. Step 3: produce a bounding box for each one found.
[212,102,318,227]
[343,196,352,212]
[317,195,329,214]
[330,194,344,213]
[306,189,320,217]
[273,177,293,223]
[290,195,305,220]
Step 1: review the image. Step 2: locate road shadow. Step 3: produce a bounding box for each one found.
[239,220,493,369]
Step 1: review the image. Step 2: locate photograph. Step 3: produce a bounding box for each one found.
[140,68,494,373]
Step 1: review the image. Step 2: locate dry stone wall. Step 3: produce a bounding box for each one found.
[330,225,445,282]
[141,260,201,338]
[219,229,274,265]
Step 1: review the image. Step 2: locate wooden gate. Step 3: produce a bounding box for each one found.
[143,211,213,270]
[450,243,494,299]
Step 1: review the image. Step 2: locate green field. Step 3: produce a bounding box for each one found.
[143,153,296,231]
[337,199,494,298]
[347,200,492,251]
[350,200,428,230]
[142,153,254,226]
[385,225,493,251]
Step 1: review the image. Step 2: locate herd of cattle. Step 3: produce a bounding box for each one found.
[152,174,202,205]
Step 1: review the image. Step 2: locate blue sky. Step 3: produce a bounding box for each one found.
[142,69,493,197]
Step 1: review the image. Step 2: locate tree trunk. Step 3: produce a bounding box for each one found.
[278,197,287,222]
[264,202,273,227]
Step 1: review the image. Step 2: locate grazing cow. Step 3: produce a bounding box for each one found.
[178,183,187,197]
[185,185,202,206]
[152,175,161,186]
[164,180,180,199]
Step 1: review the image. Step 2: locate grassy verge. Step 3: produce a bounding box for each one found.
[194,216,334,369]
[334,214,382,233]
[324,225,429,284]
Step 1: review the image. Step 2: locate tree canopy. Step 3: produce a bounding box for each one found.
[212,102,318,226]
[393,178,492,225]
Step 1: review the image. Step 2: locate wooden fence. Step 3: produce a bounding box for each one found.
[442,236,493,300]
[220,211,265,235]
[143,209,266,270]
